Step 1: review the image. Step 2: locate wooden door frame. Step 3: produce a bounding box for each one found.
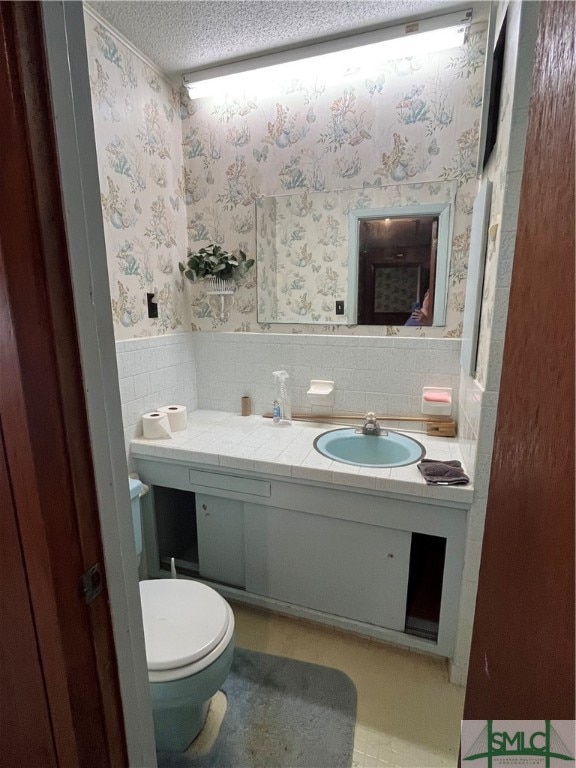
[0,3,125,764]
[41,3,157,762]
[1,3,156,765]
[463,0,575,720]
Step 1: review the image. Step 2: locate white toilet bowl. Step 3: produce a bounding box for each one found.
[139,579,235,752]
[128,478,235,752]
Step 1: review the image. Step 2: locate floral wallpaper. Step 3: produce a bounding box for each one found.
[256,181,456,323]
[84,13,188,340]
[181,23,487,336]
[85,11,486,339]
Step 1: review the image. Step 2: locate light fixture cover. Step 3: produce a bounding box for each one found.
[183,10,472,100]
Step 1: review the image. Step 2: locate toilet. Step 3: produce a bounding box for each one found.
[129,478,235,752]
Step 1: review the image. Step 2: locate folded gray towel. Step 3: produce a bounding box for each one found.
[418,458,470,485]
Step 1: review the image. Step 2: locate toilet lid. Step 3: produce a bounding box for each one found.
[139,580,231,671]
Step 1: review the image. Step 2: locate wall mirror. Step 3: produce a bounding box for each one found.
[357,216,436,326]
[350,203,452,326]
[256,181,456,326]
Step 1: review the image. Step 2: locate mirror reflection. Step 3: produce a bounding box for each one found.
[357,215,437,326]
[256,181,456,326]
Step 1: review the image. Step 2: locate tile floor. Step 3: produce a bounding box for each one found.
[231,602,465,768]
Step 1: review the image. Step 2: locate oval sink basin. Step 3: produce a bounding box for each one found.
[313,428,425,468]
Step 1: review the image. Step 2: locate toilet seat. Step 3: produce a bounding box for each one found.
[140,580,234,683]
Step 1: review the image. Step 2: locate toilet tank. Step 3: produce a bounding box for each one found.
[128,477,144,557]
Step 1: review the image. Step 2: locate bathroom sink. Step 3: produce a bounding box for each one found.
[313,428,425,468]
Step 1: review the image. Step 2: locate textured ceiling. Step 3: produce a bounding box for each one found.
[87,0,481,79]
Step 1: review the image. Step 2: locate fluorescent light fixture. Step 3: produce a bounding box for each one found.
[183,9,472,100]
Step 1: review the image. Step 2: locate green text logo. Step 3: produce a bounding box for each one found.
[463,721,574,767]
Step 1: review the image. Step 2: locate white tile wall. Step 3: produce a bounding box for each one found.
[116,331,461,457]
[457,374,484,479]
[193,332,461,420]
[116,334,198,460]
[450,0,540,686]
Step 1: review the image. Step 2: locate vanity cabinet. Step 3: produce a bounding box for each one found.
[244,504,411,630]
[136,457,468,658]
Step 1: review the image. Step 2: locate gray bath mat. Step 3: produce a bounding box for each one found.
[157,647,357,768]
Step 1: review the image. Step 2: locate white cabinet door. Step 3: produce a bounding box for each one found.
[244,504,411,630]
[196,495,245,588]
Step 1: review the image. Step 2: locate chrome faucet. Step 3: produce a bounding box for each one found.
[357,412,387,436]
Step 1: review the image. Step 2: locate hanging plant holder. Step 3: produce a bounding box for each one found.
[205,277,236,295]
[205,278,236,321]
[179,244,254,324]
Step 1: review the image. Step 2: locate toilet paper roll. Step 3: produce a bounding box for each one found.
[158,404,188,432]
[142,411,172,440]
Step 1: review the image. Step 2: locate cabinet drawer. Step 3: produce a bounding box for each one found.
[188,469,271,498]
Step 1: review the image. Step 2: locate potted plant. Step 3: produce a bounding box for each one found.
[178,244,254,294]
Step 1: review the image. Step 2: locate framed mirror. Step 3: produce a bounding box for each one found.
[348,202,453,326]
[256,181,456,326]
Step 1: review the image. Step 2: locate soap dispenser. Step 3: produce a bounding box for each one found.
[272,370,292,426]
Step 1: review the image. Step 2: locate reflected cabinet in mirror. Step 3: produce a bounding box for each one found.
[256,181,456,326]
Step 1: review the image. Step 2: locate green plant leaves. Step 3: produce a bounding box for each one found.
[178,243,254,283]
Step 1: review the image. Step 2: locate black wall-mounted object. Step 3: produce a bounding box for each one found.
[335,300,344,315]
[483,12,507,170]
[147,292,158,318]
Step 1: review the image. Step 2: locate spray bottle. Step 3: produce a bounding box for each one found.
[272,370,292,426]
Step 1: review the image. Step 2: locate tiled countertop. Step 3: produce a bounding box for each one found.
[130,410,473,503]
